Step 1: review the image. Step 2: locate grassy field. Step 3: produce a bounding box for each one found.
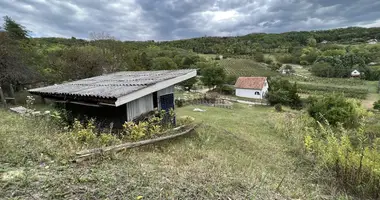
[0,104,349,199]
[216,58,278,77]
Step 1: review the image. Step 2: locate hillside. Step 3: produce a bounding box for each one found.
[0,104,333,199]
[160,27,380,54]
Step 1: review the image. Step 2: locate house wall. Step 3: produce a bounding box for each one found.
[236,88,263,99]
[235,80,269,99]
[126,94,154,121]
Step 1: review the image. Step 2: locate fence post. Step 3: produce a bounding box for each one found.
[0,86,7,108]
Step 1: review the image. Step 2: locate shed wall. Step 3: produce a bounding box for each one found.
[126,94,154,121]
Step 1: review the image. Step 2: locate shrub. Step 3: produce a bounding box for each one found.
[307,94,369,128]
[175,99,185,107]
[123,121,148,141]
[274,104,282,112]
[253,52,264,62]
[219,85,234,95]
[373,100,380,110]
[177,116,195,126]
[99,133,120,146]
[276,54,294,64]
[263,56,274,64]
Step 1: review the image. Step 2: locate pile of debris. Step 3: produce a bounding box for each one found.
[9,106,50,116]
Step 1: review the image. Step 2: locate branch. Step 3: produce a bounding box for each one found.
[74,123,200,162]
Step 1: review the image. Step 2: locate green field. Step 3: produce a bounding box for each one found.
[217,58,278,77]
[0,104,345,199]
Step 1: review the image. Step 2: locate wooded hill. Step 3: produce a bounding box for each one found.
[160,27,380,54]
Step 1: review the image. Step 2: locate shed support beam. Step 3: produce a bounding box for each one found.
[0,86,7,107]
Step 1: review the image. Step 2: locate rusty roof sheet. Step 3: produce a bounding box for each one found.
[234,77,267,89]
[29,69,195,99]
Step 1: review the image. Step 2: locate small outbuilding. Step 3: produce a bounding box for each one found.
[367,39,378,44]
[234,77,268,99]
[29,69,196,127]
[351,70,360,78]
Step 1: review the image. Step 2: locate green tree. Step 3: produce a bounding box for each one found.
[0,32,28,84]
[307,37,317,47]
[200,66,226,88]
[266,78,302,109]
[179,77,197,91]
[3,16,28,40]
[152,57,178,70]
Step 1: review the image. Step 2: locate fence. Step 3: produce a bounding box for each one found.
[177,98,233,109]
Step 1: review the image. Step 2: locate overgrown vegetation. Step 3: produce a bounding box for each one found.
[298,83,368,99]
[276,108,380,199]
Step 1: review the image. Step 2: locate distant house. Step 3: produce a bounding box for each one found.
[321,40,328,44]
[29,69,197,128]
[234,77,268,99]
[367,39,378,44]
[351,70,360,78]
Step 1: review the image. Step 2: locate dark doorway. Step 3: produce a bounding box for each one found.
[159,93,174,111]
[159,93,175,125]
[153,92,158,108]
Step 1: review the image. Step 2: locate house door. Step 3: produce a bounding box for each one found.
[159,93,175,125]
[160,93,174,111]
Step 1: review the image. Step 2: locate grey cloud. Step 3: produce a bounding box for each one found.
[0,0,379,41]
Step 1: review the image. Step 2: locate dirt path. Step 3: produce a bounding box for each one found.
[362,93,379,109]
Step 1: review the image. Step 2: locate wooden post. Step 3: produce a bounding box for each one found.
[0,87,6,107]
[9,84,15,105]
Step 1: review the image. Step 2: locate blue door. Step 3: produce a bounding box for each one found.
[160,93,174,111]
[160,94,175,125]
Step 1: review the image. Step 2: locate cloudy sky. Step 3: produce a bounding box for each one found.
[1,0,380,41]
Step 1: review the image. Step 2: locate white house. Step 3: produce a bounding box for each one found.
[367,39,378,44]
[234,77,268,99]
[321,40,328,44]
[351,70,360,78]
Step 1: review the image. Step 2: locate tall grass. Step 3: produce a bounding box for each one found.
[275,113,380,199]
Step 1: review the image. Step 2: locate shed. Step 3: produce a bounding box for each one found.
[29,69,196,127]
[234,77,268,99]
[351,70,360,77]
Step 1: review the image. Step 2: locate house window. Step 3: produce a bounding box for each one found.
[255,91,260,95]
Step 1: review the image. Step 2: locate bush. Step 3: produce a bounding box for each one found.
[373,100,380,110]
[175,99,185,107]
[219,85,234,95]
[307,94,369,128]
[177,116,195,126]
[263,56,274,64]
[268,62,282,71]
[276,54,294,63]
[274,104,282,112]
[253,52,264,62]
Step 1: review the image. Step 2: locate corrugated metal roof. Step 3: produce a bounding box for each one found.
[29,69,195,99]
[235,77,267,89]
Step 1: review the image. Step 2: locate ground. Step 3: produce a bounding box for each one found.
[0,104,344,199]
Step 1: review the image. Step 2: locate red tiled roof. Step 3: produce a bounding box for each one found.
[234,77,267,89]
